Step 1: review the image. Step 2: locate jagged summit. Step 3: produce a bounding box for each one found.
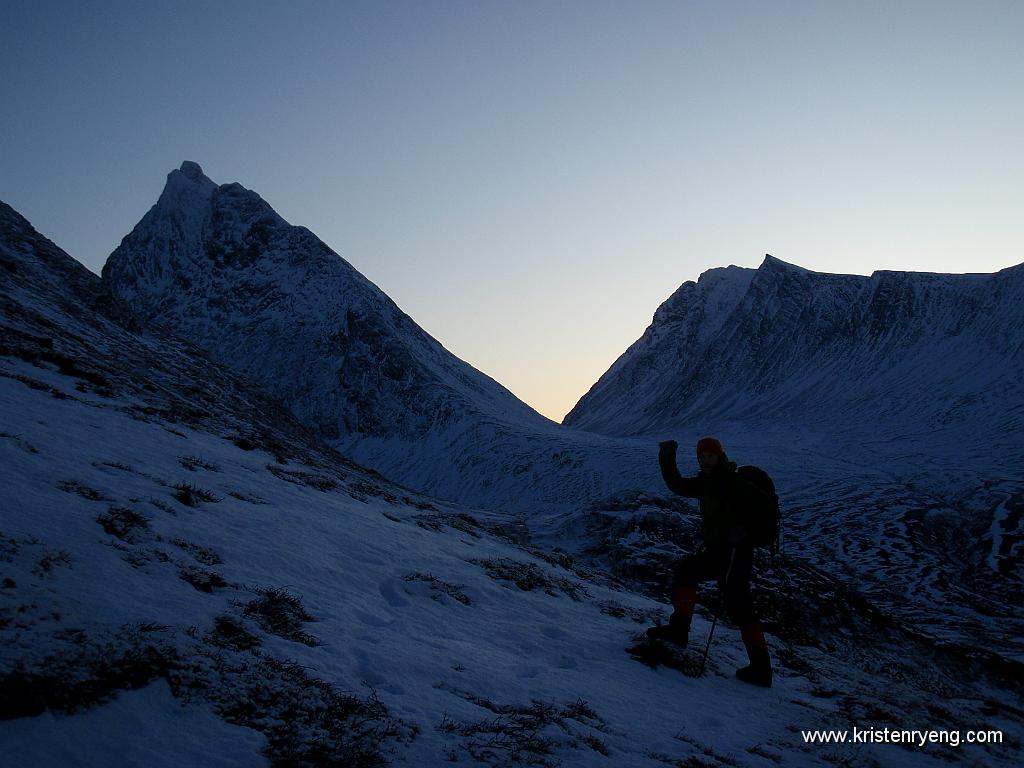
[159,160,217,204]
[178,160,206,179]
[759,252,814,274]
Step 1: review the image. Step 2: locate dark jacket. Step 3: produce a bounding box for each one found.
[659,446,763,545]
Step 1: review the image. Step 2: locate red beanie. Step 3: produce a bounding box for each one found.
[696,437,723,456]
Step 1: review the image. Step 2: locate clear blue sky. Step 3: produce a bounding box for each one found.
[3,1,1022,421]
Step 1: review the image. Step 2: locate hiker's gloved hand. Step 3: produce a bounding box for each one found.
[659,439,678,454]
[729,526,748,546]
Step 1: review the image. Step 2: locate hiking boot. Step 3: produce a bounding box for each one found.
[645,621,689,648]
[736,648,772,687]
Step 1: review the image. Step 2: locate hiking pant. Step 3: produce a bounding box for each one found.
[671,541,756,627]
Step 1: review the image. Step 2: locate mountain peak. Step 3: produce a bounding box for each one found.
[158,160,216,211]
[178,160,206,180]
[104,163,550,455]
[166,160,214,189]
[760,253,811,274]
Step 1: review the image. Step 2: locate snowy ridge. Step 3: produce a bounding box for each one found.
[565,254,1024,438]
[4,199,1024,766]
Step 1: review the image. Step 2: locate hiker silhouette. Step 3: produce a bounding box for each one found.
[645,437,773,687]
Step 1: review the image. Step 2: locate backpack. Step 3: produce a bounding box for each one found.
[736,465,781,551]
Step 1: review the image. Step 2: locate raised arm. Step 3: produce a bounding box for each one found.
[658,440,704,498]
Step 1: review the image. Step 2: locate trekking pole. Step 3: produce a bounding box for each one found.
[699,547,737,676]
[699,615,718,675]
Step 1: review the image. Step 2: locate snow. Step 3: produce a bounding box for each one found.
[7,367,1016,766]
[0,371,818,767]
[4,187,1023,766]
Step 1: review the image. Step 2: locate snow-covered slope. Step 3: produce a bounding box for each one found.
[102,162,550,441]
[4,201,1023,767]
[565,254,1024,439]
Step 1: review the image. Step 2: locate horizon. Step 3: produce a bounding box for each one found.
[3,1,1022,421]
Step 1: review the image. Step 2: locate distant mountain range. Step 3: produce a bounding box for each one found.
[102,163,1024,523]
[97,165,1024,657]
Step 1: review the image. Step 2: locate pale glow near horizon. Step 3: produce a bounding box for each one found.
[2,1,1022,422]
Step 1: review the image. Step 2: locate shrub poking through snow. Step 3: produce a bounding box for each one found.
[668,730,745,767]
[173,482,221,507]
[170,538,223,566]
[57,480,104,501]
[403,573,472,605]
[227,490,267,505]
[208,616,261,651]
[645,752,720,767]
[242,587,319,646]
[149,497,176,515]
[0,431,40,454]
[345,479,438,511]
[208,656,405,767]
[413,512,482,538]
[1,625,407,766]
[473,558,586,600]
[228,433,292,463]
[0,534,19,561]
[99,461,136,472]
[179,566,229,593]
[266,464,338,492]
[178,455,221,472]
[230,434,259,451]
[437,686,610,767]
[597,600,664,625]
[0,627,176,719]
[96,506,150,541]
[33,550,73,577]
